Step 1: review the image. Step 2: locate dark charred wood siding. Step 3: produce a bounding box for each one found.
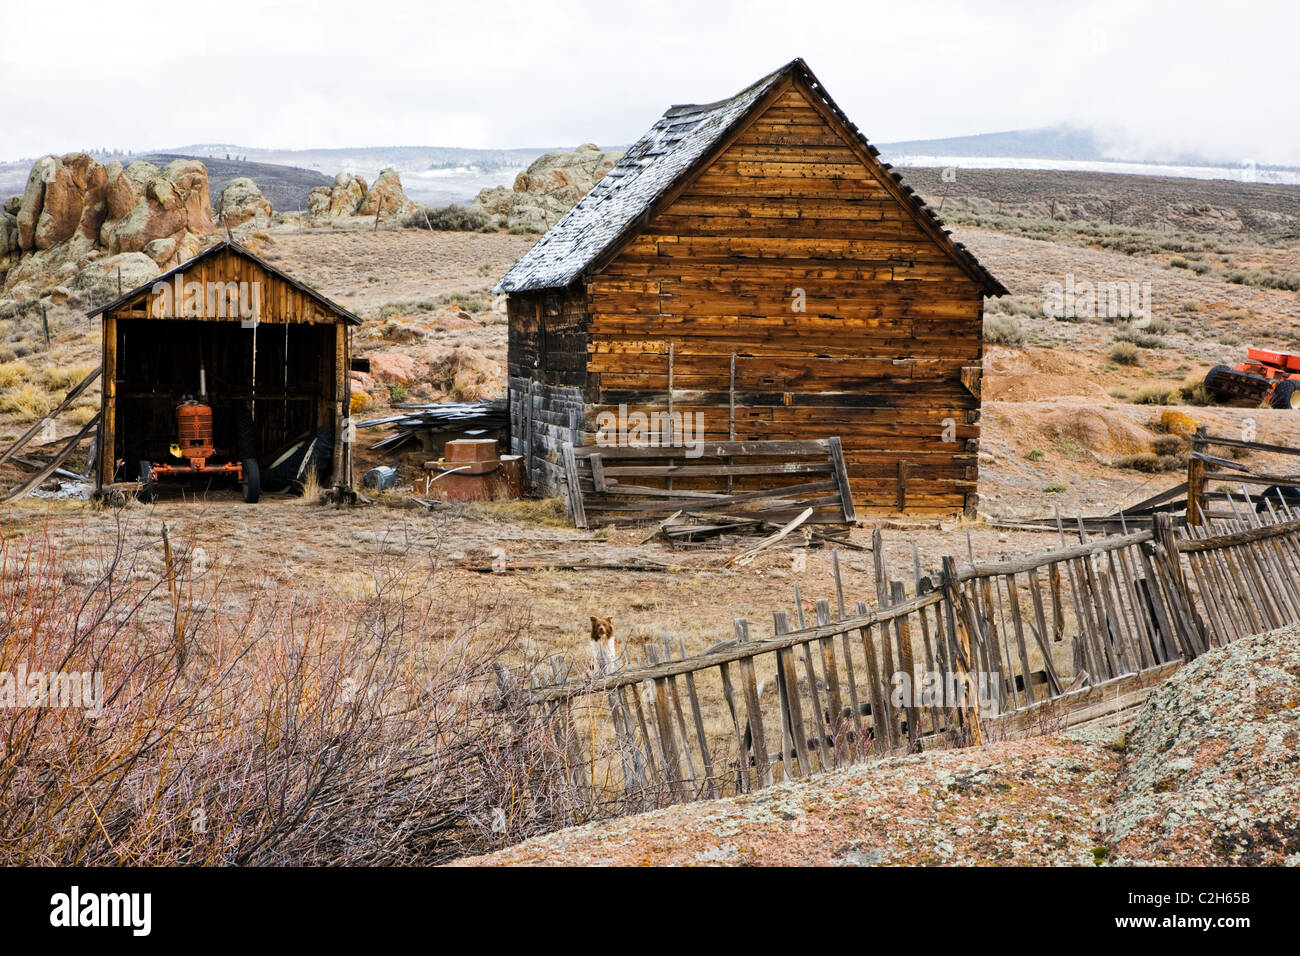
[507,283,589,493]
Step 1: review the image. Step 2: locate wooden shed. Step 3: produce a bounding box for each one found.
[496,59,1006,516]
[88,240,359,496]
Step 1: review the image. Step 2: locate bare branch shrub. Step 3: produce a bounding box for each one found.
[0,515,619,865]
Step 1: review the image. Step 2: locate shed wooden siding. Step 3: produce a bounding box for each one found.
[96,242,354,490]
[584,83,982,513]
[506,284,589,493]
[106,245,343,325]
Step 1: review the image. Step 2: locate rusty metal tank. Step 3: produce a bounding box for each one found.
[176,401,215,460]
[414,439,523,501]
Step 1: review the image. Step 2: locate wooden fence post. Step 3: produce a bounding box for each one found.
[1153,513,1209,658]
[1187,427,1207,526]
[941,556,983,747]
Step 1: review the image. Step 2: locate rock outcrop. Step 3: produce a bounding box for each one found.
[67,252,164,310]
[1,153,215,302]
[97,158,212,258]
[471,144,623,234]
[16,153,108,251]
[215,177,273,229]
[361,344,504,401]
[307,171,368,219]
[357,168,411,218]
[306,168,414,221]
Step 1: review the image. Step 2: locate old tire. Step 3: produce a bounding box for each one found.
[138,461,155,503]
[1270,380,1300,410]
[236,405,257,459]
[1204,365,1234,400]
[241,458,260,503]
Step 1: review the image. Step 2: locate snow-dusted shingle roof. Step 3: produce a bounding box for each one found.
[495,59,1006,297]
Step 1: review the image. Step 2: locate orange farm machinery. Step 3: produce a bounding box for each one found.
[1205,349,1300,410]
[136,361,260,503]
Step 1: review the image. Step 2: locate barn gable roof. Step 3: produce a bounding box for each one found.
[494,58,1007,297]
[86,239,362,325]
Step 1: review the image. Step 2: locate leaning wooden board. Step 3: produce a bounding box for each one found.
[560,437,856,529]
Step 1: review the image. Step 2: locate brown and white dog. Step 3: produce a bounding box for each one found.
[590,616,621,674]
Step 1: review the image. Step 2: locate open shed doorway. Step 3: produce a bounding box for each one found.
[113,318,334,488]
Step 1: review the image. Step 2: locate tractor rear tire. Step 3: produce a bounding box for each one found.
[236,405,257,460]
[1270,380,1300,410]
[138,461,156,503]
[241,458,260,503]
[1204,365,1234,400]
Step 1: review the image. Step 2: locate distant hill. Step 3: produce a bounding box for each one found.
[138,154,332,212]
[898,165,1300,238]
[877,126,1300,184]
[166,145,560,206]
[879,126,1112,161]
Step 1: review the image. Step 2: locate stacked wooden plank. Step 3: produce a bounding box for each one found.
[559,437,856,529]
[356,399,507,451]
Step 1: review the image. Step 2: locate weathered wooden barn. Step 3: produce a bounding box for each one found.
[496,59,1006,516]
[88,240,358,495]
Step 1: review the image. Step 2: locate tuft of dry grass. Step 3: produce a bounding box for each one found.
[458,496,569,527]
[982,314,1025,346]
[297,464,321,504]
[41,363,97,391]
[0,360,33,390]
[1110,341,1140,365]
[1131,384,1176,406]
[0,382,56,421]
[66,404,98,426]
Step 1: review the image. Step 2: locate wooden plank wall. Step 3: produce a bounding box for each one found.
[105,246,342,325]
[507,285,589,494]
[585,83,984,515]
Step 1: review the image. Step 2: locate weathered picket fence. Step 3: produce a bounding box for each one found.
[500,505,1300,813]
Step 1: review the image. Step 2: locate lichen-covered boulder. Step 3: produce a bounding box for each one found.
[357,168,412,218]
[470,144,623,234]
[67,251,160,311]
[215,177,273,228]
[308,172,368,219]
[100,159,212,258]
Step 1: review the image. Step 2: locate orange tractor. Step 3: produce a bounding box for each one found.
[137,362,260,503]
[1204,349,1300,410]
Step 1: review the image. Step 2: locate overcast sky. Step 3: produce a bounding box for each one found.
[1,0,1295,165]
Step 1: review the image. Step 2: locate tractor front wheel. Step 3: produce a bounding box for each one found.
[241,458,261,503]
[1270,380,1300,410]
